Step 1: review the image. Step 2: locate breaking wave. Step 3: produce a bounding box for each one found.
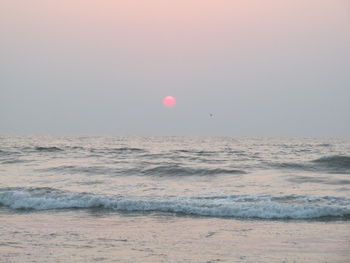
[1,187,349,220]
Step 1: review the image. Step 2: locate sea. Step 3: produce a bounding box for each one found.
[0,135,349,262]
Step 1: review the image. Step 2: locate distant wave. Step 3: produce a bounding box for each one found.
[274,162,308,170]
[311,155,350,169]
[0,149,20,156]
[39,164,246,176]
[21,146,146,154]
[90,147,146,154]
[274,155,350,173]
[141,165,246,176]
[172,150,218,156]
[1,159,30,164]
[287,175,350,185]
[37,165,113,175]
[1,187,349,220]
[109,147,145,153]
[318,143,332,147]
[35,146,63,152]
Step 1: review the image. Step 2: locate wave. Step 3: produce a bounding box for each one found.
[141,165,246,176]
[274,162,308,170]
[110,147,145,153]
[35,146,63,152]
[318,143,332,147]
[172,150,218,156]
[312,155,350,169]
[0,149,21,156]
[1,159,30,164]
[287,175,350,185]
[38,163,246,176]
[37,165,113,175]
[274,155,350,173]
[17,146,145,154]
[90,147,146,154]
[1,187,349,220]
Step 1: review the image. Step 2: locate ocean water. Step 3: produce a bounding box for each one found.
[1,135,350,262]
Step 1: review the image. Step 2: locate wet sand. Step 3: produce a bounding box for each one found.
[1,210,349,263]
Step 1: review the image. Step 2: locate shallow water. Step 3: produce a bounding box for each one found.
[1,136,350,262]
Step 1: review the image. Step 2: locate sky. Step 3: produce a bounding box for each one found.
[1,0,349,136]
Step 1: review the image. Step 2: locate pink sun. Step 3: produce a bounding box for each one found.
[163,96,177,107]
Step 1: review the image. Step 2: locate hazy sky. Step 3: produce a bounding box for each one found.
[1,0,349,136]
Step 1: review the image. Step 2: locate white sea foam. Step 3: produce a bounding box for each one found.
[1,187,349,220]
